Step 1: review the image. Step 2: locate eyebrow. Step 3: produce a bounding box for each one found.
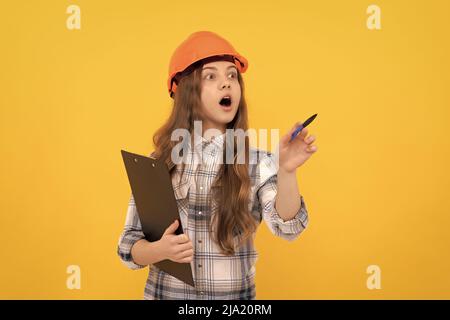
[202,65,237,72]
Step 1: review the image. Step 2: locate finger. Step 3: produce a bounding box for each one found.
[298,127,308,140]
[163,219,179,236]
[280,122,302,145]
[290,126,309,143]
[176,255,193,264]
[304,135,316,145]
[289,122,301,136]
[175,233,190,244]
[176,241,194,252]
[306,144,318,153]
[178,248,194,259]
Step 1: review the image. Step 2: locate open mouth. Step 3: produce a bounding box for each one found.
[219,96,232,107]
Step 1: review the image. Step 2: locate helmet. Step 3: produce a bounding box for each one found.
[167,31,248,98]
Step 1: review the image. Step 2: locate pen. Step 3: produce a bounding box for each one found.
[290,113,318,142]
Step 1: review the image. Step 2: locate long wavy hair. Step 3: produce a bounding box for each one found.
[152,56,257,255]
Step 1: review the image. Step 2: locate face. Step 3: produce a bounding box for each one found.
[199,60,241,134]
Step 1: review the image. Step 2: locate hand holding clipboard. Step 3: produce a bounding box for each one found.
[121,150,195,287]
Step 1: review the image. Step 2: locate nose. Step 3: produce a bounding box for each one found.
[220,76,231,90]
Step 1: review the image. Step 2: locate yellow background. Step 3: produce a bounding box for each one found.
[1,0,449,299]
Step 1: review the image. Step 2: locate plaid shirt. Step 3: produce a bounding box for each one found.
[117,132,309,300]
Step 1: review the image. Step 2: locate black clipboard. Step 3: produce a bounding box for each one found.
[121,149,195,287]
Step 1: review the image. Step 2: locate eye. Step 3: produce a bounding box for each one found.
[205,73,215,80]
[228,72,237,79]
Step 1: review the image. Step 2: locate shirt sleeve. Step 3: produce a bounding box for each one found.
[256,151,309,241]
[117,193,147,270]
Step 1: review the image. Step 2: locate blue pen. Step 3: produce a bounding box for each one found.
[290,113,318,142]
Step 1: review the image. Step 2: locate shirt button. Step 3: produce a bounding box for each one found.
[199,186,203,190]
[199,291,204,296]
[198,211,202,215]
[198,264,202,268]
[198,239,202,244]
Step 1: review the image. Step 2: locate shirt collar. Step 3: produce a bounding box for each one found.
[192,130,225,152]
[162,131,226,172]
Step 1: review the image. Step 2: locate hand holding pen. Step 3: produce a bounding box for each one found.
[278,113,318,172]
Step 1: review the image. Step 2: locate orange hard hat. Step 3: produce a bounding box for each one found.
[167,31,248,98]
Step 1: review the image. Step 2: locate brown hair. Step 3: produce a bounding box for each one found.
[152,57,257,255]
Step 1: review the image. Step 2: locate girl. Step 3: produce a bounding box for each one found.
[117,31,318,300]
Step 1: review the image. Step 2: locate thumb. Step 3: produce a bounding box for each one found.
[280,122,301,146]
[163,219,179,236]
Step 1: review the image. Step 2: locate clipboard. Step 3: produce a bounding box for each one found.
[121,149,195,287]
